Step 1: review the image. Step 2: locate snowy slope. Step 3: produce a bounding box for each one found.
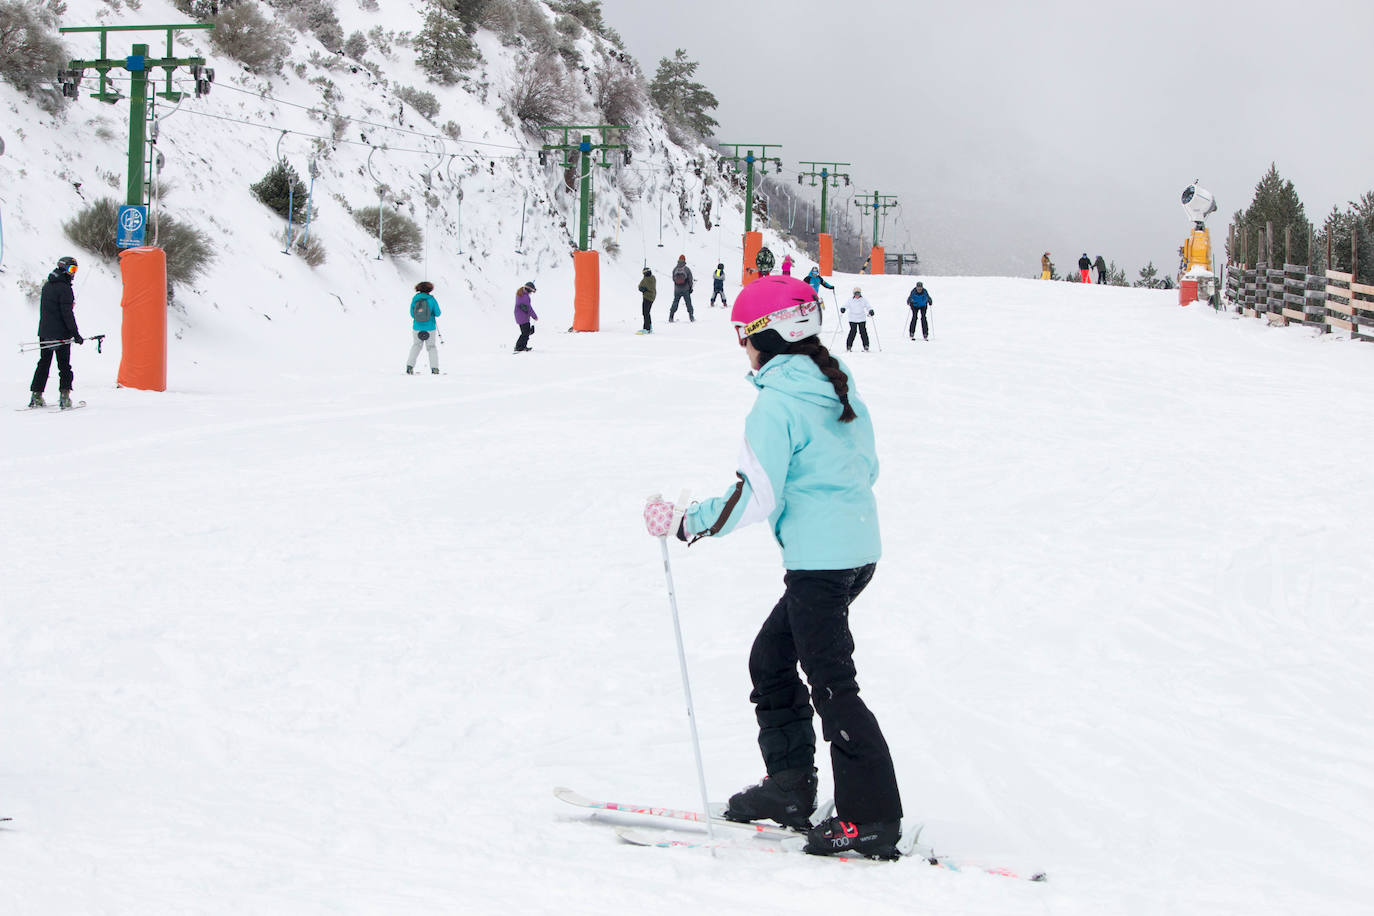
[4,269,1374,914]
[0,0,785,368]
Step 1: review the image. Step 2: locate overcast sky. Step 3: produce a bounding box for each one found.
[599,0,1374,277]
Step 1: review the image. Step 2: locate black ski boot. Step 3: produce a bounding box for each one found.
[723,767,817,830]
[59,390,73,410]
[28,392,45,408]
[803,816,902,860]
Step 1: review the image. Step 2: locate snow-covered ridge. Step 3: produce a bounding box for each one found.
[1,0,789,363]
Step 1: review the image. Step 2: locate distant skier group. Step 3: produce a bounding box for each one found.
[1042,251,1108,284]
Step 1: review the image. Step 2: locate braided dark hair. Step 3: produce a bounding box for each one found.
[756,337,857,423]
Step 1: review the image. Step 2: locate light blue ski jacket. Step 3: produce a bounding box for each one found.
[684,353,881,570]
[411,293,441,331]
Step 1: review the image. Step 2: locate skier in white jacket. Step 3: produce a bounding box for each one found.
[841,287,873,352]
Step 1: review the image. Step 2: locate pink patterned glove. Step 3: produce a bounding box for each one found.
[643,495,676,537]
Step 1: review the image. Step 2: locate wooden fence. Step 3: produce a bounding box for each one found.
[1222,222,1373,342]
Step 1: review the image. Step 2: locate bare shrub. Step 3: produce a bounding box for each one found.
[508,51,574,128]
[210,3,289,72]
[593,60,643,126]
[0,0,69,109]
[62,197,215,289]
[352,205,424,259]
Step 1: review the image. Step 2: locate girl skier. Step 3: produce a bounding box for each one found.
[406,281,441,374]
[841,287,873,352]
[642,275,903,859]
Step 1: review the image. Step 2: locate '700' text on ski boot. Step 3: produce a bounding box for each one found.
[803,816,902,860]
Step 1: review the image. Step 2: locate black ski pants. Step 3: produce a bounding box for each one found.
[669,290,694,320]
[845,322,870,351]
[908,306,929,340]
[710,282,727,306]
[514,322,533,352]
[641,299,653,332]
[748,563,902,823]
[31,342,73,393]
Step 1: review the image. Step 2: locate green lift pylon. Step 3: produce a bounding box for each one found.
[796,160,851,234]
[854,190,899,248]
[718,143,782,233]
[59,23,215,208]
[539,124,630,251]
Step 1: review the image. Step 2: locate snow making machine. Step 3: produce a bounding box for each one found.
[1179,181,1218,306]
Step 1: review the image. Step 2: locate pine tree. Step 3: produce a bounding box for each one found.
[416,5,480,84]
[1316,191,1374,283]
[1136,261,1160,288]
[1228,163,1310,267]
[649,49,719,140]
[250,161,308,221]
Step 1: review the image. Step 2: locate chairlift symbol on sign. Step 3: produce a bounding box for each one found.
[116,205,147,249]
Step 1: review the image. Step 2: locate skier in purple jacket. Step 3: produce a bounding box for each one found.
[514,281,538,352]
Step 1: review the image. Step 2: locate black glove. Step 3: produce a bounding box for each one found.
[868,310,874,317]
[840,307,847,314]
[73,334,84,345]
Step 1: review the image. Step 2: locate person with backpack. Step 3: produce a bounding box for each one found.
[710,263,727,307]
[841,287,873,352]
[514,281,538,352]
[638,267,657,334]
[405,281,441,374]
[906,281,932,341]
[668,256,695,322]
[29,255,84,409]
[1078,253,1092,284]
[1094,255,1108,285]
[641,274,903,860]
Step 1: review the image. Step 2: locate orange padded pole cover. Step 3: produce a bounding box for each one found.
[742,231,763,287]
[817,233,834,277]
[869,245,885,275]
[572,249,600,332]
[116,246,167,392]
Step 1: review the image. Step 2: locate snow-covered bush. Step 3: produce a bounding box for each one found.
[0,0,69,111]
[507,51,574,129]
[210,3,290,72]
[395,85,440,121]
[592,59,643,126]
[269,0,344,52]
[63,197,216,287]
[343,30,367,60]
[351,206,424,259]
[250,161,308,221]
[415,6,480,84]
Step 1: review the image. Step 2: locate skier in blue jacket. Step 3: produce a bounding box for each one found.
[406,281,441,374]
[905,281,932,341]
[642,275,903,860]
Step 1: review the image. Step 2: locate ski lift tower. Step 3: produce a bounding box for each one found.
[58,22,215,393]
[1179,180,1218,306]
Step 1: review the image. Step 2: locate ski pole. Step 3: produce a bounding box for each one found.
[657,490,717,849]
[19,335,104,354]
[869,313,882,352]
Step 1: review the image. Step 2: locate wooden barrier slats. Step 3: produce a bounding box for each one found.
[1327,316,1354,331]
[1282,308,1305,321]
[1326,300,1355,316]
[1326,285,1352,300]
[1326,269,1353,283]
[1350,280,1374,297]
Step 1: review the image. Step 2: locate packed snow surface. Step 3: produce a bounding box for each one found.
[3,275,1373,915]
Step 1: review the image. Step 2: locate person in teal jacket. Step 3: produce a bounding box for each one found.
[642,275,902,860]
[406,281,441,374]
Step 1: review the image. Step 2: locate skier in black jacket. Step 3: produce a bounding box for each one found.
[29,256,83,409]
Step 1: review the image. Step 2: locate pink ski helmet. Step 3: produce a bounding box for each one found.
[731,275,823,352]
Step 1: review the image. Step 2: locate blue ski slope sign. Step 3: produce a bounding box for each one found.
[116,205,147,249]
